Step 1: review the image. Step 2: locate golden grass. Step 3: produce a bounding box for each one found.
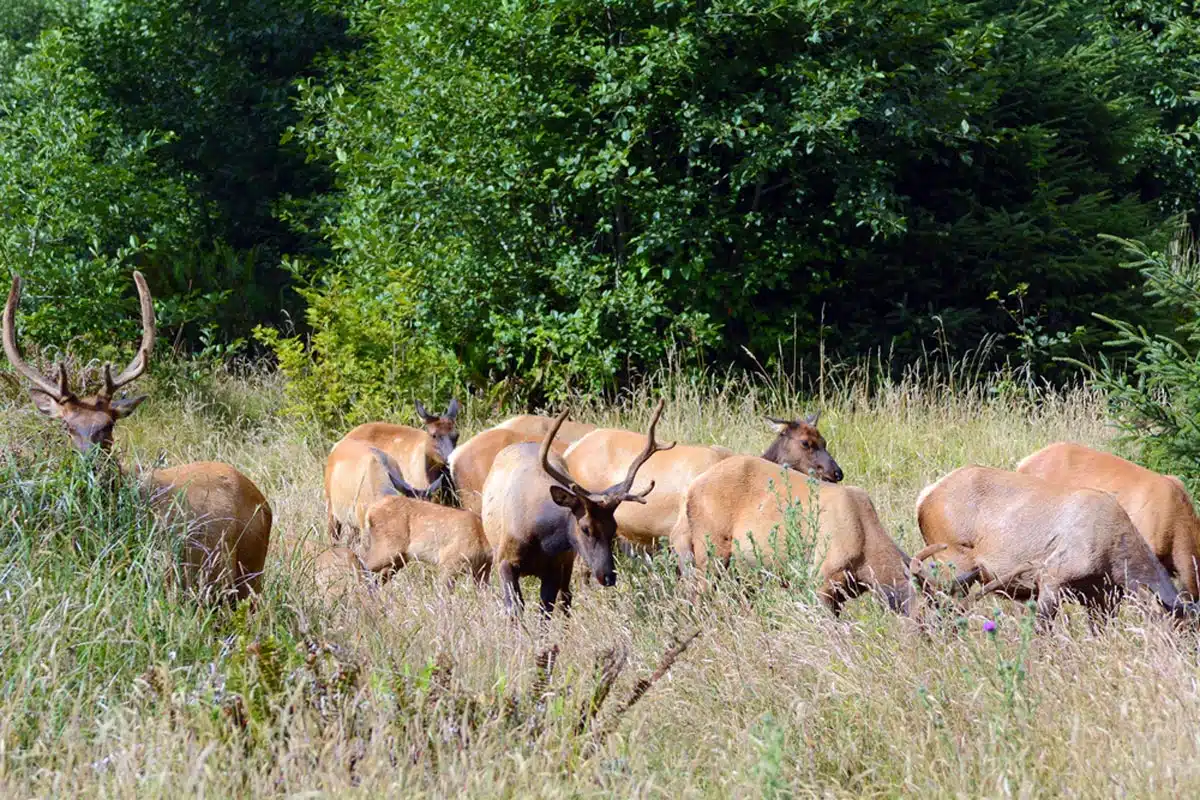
[8,364,1200,797]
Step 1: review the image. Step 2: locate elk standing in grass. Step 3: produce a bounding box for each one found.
[449,427,571,514]
[914,465,1196,625]
[565,411,843,550]
[3,272,272,603]
[482,401,673,616]
[669,455,912,615]
[1017,441,1200,599]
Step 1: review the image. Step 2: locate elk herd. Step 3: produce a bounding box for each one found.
[7,271,1200,633]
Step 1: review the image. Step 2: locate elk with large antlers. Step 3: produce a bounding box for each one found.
[481,400,674,616]
[3,272,272,603]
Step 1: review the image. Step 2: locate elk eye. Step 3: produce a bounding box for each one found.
[802,440,813,450]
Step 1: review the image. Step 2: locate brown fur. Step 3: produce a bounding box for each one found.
[324,437,407,544]
[449,427,570,514]
[669,455,912,615]
[338,422,445,489]
[149,462,273,603]
[496,414,596,443]
[565,433,729,547]
[914,465,1187,623]
[362,495,491,583]
[1017,442,1200,599]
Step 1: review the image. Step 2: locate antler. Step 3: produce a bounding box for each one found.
[3,275,71,400]
[609,398,675,500]
[539,408,589,496]
[100,271,155,397]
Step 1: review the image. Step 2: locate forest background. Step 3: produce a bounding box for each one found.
[3,0,1200,428]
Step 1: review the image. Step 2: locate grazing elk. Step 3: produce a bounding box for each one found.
[913,465,1197,625]
[669,455,913,615]
[448,427,571,514]
[324,438,440,543]
[482,401,673,616]
[360,447,491,583]
[3,272,272,602]
[496,413,596,444]
[563,410,843,549]
[1017,442,1200,599]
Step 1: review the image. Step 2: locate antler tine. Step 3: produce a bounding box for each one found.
[3,274,69,400]
[614,398,675,498]
[539,408,587,496]
[102,271,156,396]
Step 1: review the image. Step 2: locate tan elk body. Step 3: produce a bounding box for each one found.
[914,465,1191,622]
[669,455,912,614]
[449,427,570,515]
[3,272,272,602]
[566,413,843,548]
[497,414,596,443]
[1017,442,1200,598]
[482,402,673,615]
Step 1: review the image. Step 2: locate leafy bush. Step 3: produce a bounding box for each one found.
[277,0,1193,412]
[1084,231,1200,489]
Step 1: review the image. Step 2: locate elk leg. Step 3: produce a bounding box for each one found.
[327,509,342,543]
[556,560,574,616]
[1035,581,1061,630]
[539,573,562,618]
[499,561,524,616]
[819,577,846,617]
[1174,540,1200,601]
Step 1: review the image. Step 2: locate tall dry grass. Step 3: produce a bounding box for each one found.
[7,360,1198,797]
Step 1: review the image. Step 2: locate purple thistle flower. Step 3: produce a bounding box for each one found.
[983,619,997,634]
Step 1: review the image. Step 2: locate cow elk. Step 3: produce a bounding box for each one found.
[449,426,571,514]
[669,455,913,615]
[360,447,491,583]
[913,465,1197,626]
[563,409,842,548]
[497,413,596,444]
[336,398,460,498]
[482,400,673,616]
[3,272,272,603]
[1017,442,1200,599]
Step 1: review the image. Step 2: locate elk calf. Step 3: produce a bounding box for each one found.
[482,401,673,616]
[670,455,912,615]
[4,272,272,604]
[1017,442,1200,599]
[914,465,1195,624]
[361,448,491,583]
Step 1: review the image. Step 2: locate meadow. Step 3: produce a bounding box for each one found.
[4,359,1200,798]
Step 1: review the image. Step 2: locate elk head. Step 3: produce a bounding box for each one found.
[416,398,461,460]
[762,411,843,482]
[539,399,675,586]
[4,272,155,453]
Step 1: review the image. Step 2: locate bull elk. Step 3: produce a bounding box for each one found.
[1017,442,1200,599]
[449,427,571,514]
[3,272,272,602]
[669,455,913,615]
[481,400,674,616]
[913,465,1197,625]
[564,410,843,549]
[359,447,491,583]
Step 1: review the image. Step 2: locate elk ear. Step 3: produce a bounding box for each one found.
[29,388,65,418]
[445,398,461,420]
[765,415,789,434]
[415,400,434,423]
[110,394,147,419]
[805,410,821,427]
[549,485,584,513]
